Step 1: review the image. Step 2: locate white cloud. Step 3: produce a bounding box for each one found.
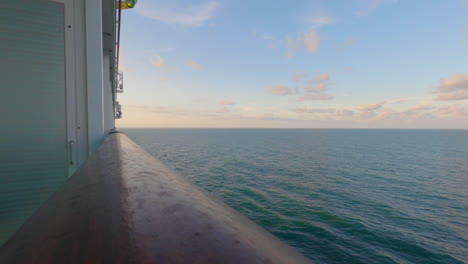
[291,108,337,114]
[259,114,293,121]
[184,60,205,71]
[355,102,385,111]
[297,93,333,101]
[433,105,468,117]
[150,55,179,72]
[407,105,434,111]
[305,78,315,84]
[353,101,386,119]
[435,73,468,93]
[433,73,468,101]
[136,1,219,27]
[304,82,327,92]
[389,98,410,104]
[290,108,356,119]
[298,73,333,101]
[304,15,333,29]
[122,102,468,128]
[265,85,293,96]
[291,72,308,82]
[286,35,304,59]
[434,91,468,101]
[286,31,320,58]
[252,30,277,41]
[220,100,236,106]
[289,103,468,123]
[127,104,189,116]
[150,55,165,68]
[336,110,356,117]
[119,55,132,72]
[304,31,320,53]
[317,73,329,81]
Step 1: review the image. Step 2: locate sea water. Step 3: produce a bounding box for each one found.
[123,129,467,264]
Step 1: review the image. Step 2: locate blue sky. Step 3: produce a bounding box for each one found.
[116,0,468,128]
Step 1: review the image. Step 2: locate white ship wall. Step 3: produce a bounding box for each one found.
[0,0,117,245]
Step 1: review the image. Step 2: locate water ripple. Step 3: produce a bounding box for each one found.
[125,128,468,264]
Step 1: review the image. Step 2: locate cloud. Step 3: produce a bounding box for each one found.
[304,82,327,92]
[291,108,356,119]
[252,30,277,41]
[289,103,468,123]
[136,1,219,27]
[119,55,132,72]
[286,31,320,58]
[127,104,189,116]
[434,91,468,101]
[355,102,385,111]
[335,110,356,117]
[122,102,468,128]
[389,98,410,104]
[291,108,337,114]
[355,102,385,119]
[354,101,386,119]
[150,55,165,67]
[435,73,468,93]
[433,104,468,117]
[380,104,468,121]
[297,72,333,101]
[291,72,308,82]
[304,15,333,29]
[375,104,468,122]
[219,100,236,106]
[304,31,320,53]
[127,104,234,117]
[201,108,231,114]
[286,36,304,59]
[150,55,180,72]
[433,73,468,101]
[317,73,329,81]
[184,60,205,71]
[265,85,294,96]
[260,114,293,121]
[297,93,333,101]
[407,105,434,111]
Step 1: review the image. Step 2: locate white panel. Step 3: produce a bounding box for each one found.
[86,0,105,154]
[103,53,114,133]
[0,0,70,245]
[74,0,90,165]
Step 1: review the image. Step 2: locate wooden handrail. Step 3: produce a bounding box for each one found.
[0,132,312,263]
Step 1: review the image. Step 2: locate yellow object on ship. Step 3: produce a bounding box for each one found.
[118,0,137,9]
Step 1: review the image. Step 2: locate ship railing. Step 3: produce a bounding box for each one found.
[0,131,312,263]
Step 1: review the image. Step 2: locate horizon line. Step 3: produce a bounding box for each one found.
[117,127,468,130]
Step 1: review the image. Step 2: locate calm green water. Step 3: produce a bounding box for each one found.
[123,129,468,264]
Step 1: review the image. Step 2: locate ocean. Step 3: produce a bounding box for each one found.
[123,128,468,264]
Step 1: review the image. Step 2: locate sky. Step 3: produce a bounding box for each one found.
[116,0,468,128]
